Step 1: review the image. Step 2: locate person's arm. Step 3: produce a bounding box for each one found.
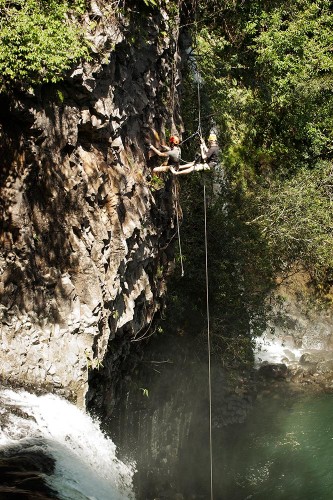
[149,144,168,157]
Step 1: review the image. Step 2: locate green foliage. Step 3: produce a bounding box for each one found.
[168,0,333,365]
[142,0,158,7]
[0,0,89,89]
[112,310,119,320]
[140,387,149,397]
[84,348,104,372]
[195,0,333,183]
[192,0,333,282]
[251,163,333,283]
[56,89,65,104]
[255,1,333,95]
[166,173,275,368]
[149,174,165,191]
[71,0,87,14]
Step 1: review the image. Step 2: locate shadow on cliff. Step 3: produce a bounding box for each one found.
[0,4,181,328]
[0,97,82,320]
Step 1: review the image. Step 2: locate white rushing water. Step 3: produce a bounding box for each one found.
[255,333,302,366]
[0,388,135,500]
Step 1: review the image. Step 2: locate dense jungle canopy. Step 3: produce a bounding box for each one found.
[172,0,333,362]
[1,0,333,362]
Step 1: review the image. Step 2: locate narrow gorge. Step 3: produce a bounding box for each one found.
[2,1,333,499]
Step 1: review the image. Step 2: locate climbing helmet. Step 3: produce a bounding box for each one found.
[169,135,180,145]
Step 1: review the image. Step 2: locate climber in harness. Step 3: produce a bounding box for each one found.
[171,133,219,176]
[149,135,181,172]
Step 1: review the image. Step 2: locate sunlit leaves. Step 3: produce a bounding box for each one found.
[182,0,333,317]
[245,165,333,294]
[255,0,333,95]
[0,0,89,89]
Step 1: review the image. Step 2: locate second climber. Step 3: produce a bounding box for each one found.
[171,133,219,176]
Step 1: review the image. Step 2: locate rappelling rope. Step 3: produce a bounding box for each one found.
[194,6,213,495]
[179,128,199,146]
[179,68,203,150]
[197,75,203,140]
[204,180,213,500]
[173,183,184,277]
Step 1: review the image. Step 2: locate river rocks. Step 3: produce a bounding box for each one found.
[256,350,333,392]
[256,274,333,392]
[0,453,57,500]
[0,4,184,406]
[258,363,288,379]
[299,352,321,365]
[289,351,333,390]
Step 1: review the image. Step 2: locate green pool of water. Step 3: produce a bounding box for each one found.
[215,390,333,500]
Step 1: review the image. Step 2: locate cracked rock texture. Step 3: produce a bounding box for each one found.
[0,3,185,406]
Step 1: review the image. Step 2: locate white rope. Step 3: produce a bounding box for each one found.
[197,77,202,139]
[176,205,184,277]
[195,12,213,494]
[204,181,213,500]
[174,184,184,277]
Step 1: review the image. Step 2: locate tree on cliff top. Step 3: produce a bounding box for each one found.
[0,0,89,89]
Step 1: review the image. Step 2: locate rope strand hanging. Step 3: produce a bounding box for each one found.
[197,75,203,140]
[173,183,184,277]
[194,5,214,496]
[204,180,213,500]
[168,2,214,491]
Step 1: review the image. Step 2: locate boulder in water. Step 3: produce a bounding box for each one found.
[258,363,288,379]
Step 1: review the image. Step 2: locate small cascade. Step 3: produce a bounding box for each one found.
[255,333,302,366]
[0,388,135,500]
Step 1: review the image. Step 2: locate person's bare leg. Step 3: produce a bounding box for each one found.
[178,161,195,170]
[193,163,210,171]
[153,165,170,172]
[170,165,195,175]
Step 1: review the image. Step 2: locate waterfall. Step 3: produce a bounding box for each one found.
[0,388,135,500]
[255,333,302,366]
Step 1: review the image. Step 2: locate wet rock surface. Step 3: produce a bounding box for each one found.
[256,279,333,393]
[0,450,58,499]
[258,362,288,379]
[108,330,257,499]
[257,352,333,393]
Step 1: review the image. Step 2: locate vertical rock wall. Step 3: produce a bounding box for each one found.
[0,4,185,406]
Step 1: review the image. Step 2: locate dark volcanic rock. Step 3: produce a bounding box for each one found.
[0,4,185,409]
[258,363,288,379]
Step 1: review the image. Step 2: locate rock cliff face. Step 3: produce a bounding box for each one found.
[0,4,184,406]
[257,276,333,391]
